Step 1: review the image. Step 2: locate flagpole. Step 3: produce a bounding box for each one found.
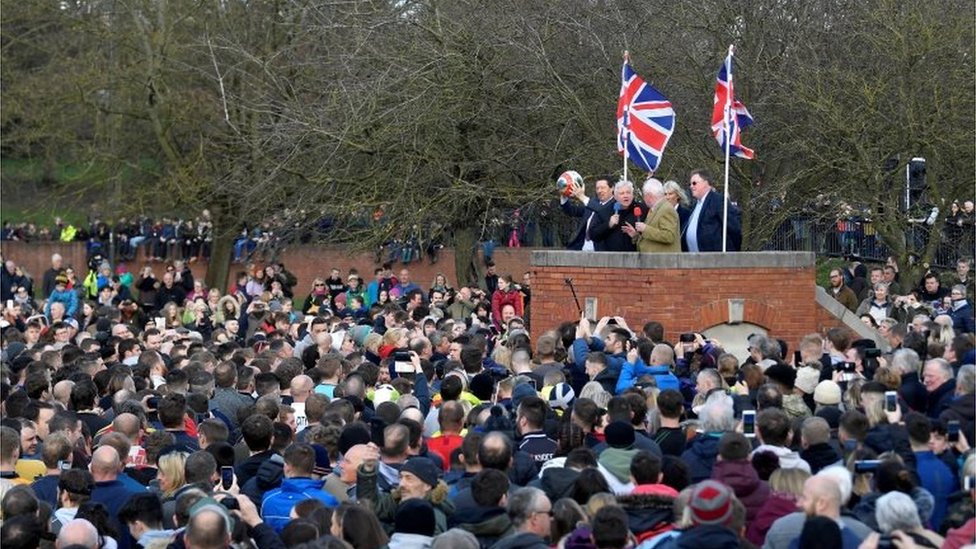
[623,50,630,185]
[722,45,734,253]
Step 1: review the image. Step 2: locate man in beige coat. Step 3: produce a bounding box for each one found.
[629,178,681,253]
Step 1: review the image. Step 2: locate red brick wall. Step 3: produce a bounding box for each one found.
[528,253,822,344]
[0,241,535,296]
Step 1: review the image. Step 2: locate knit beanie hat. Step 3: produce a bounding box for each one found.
[814,380,842,406]
[795,367,821,395]
[688,480,734,526]
[400,456,440,488]
[394,498,436,537]
[604,421,636,449]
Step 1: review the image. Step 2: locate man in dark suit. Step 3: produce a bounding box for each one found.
[681,169,741,252]
[589,180,642,252]
[560,177,615,251]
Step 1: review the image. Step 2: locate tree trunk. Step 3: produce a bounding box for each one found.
[453,226,479,288]
[206,206,235,292]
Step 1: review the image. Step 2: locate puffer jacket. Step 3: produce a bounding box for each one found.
[616,484,677,543]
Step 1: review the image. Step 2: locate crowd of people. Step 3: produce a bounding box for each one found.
[0,244,974,549]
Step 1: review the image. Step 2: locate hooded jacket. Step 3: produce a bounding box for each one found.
[450,504,513,548]
[527,467,579,502]
[749,444,811,474]
[681,433,723,483]
[387,533,434,549]
[616,485,677,543]
[710,459,769,522]
[799,443,843,474]
[599,447,640,483]
[243,454,284,508]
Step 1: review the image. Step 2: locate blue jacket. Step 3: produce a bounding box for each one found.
[915,450,958,529]
[949,302,975,334]
[616,358,679,394]
[681,433,722,484]
[45,288,78,319]
[261,477,338,532]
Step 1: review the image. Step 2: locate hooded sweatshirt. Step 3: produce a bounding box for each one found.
[711,459,769,522]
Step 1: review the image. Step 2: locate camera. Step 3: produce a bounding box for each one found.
[864,348,881,359]
[842,362,857,373]
[679,333,695,343]
[219,496,239,511]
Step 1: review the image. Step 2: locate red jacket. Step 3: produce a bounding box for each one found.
[491,289,523,330]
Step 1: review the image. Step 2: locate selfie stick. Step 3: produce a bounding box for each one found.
[564,278,582,315]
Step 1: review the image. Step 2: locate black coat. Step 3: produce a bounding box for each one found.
[926,379,957,420]
[589,200,642,252]
[560,198,615,251]
[681,190,742,252]
[900,373,928,413]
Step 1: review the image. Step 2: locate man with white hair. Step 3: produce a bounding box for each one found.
[763,466,874,549]
[630,178,680,253]
[873,491,944,546]
[922,358,956,419]
[590,180,642,252]
[42,253,64,299]
[682,392,735,483]
[891,348,926,413]
[56,519,99,549]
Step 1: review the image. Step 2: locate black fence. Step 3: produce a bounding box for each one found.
[761,217,971,269]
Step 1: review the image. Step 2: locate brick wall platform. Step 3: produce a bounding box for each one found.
[529,251,837,349]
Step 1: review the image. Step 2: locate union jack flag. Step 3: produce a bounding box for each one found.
[712,52,754,159]
[617,56,675,173]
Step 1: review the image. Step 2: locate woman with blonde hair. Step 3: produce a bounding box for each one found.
[378,327,407,360]
[746,467,811,545]
[156,451,188,500]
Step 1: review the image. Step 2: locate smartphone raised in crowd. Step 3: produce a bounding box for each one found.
[884,391,898,413]
[742,410,756,437]
[948,420,961,443]
[220,466,234,490]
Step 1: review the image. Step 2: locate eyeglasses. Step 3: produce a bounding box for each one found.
[532,509,553,517]
[314,283,325,287]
